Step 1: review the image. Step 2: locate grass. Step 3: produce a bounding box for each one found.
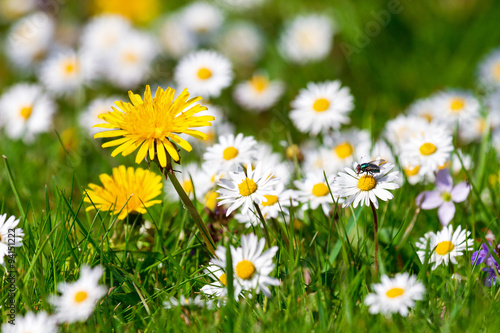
[1,0,500,332]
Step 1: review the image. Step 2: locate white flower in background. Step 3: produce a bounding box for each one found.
[39,49,98,96]
[164,163,213,202]
[217,162,279,216]
[383,115,429,153]
[406,97,439,123]
[415,224,473,270]
[364,273,425,317]
[478,48,500,88]
[258,182,298,219]
[79,97,120,136]
[175,50,233,98]
[164,295,214,309]
[104,30,158,89]
[0,0,36,21]
[234,210,261,228]
[294,171,337,215]
[204,133,257,171]
[333,157,399,209]
[49,265,107,323]
[80,14,132,62]
[234,73,284,112]
[218,0,265,11]
[0,83,56,142]
[158,14,197,59]
[279,14,335,64]
[401,124,453,176]
[180,2,224,38]
[211,234,280,297]
[201,265,233,298]
[401,160,424,185]
[5,11,55,68]
[485,90,500,131]
[217,22,264,65]
[370,140,395,164]
[458,114,489,144]
[255,144,293,186]
[184,104,235,149]
[433,90,480,125]
[290,81,354,135]
[1,311,58,333]
[0,214,24,266]
[323,129,371,172]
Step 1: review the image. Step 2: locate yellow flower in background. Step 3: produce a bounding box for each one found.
[84,166,163,220]
[91,0,160,25]
[94,85,214,167]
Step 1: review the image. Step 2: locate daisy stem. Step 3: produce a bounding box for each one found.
[254,203,272,246]
[160,156,217,257]
[370,201,379,278]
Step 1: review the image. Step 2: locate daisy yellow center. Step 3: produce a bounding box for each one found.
[219,273,227,286]
[450,98,465,112]
[312,183,329,197]
[262,194,279,207]
[236,260,256,280]
[238,178,257,196]
[74,291,88,303]
[204,191,219,211]
[250,75,269,92]
[197,67,212,80]
[63,59,78,76]
[404,165,420,177]
[123,51,139,64]
[385,287,405,298]
[358,175,376,191]
[436,241,454,255]
[419,142,437,156]
[334,142,354,159]
[312,98,330,112]
[495,63,500,80]
[19,105,33,120]
[421,113,433,122]
[223,146,239,160]
[183,179,194,194]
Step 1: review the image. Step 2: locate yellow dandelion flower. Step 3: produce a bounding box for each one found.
[84,165,163,220]
[93,85,214,168]
[91,0,160,25]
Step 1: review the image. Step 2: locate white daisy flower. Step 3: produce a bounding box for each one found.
[211,234,280,297]
[415,224,473,270]
[458,114,489,144]
[478,48,500,88]
[485,90,500,131]
[80,14,132,61]
[0,214,24,266]
[175,50,233,98]
[333,157,400,209]
[201,265,233,299]
[401,160,425,185]
[0,0,36,20]
[217,22,264,65]
[217,162,279,216]
[364,273,425,317]
[5,11,55,68]
[290,81,354,135]
[158,14,197,59]
[203,133,257,172]
[180,2,224,37]
[383,115,429,153]
[259,182,298,219]
[164,295,214,309]
[0,83,56,143]
[49,265,107,323]
[323,129,372,171]
[1,311,57,333]
[255,144,294,186]
[293,171,337,215]
[401,124,453,176]
[39,49,97,96]
[406,97,439,123]
[104,30,158,89]
[279,14,335,64]
[433,90,480,125]
[234,210,261,228]
[234,73,284,112]
[79,97,120,136]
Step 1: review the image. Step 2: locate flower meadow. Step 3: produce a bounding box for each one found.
[1,0,500,332]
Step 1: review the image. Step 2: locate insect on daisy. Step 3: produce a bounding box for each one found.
[217,162,279,216]
[84,166,163,220]
[93,85,214,168]
[415,224,474,270]
[364,273,425,317]
[49,265,107,323]
[211,234,280,297]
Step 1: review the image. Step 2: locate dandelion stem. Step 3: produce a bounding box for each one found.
[370,201,379,278]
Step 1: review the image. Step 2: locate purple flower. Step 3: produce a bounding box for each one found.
[472,243,500,286]
[415,169,471,226]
